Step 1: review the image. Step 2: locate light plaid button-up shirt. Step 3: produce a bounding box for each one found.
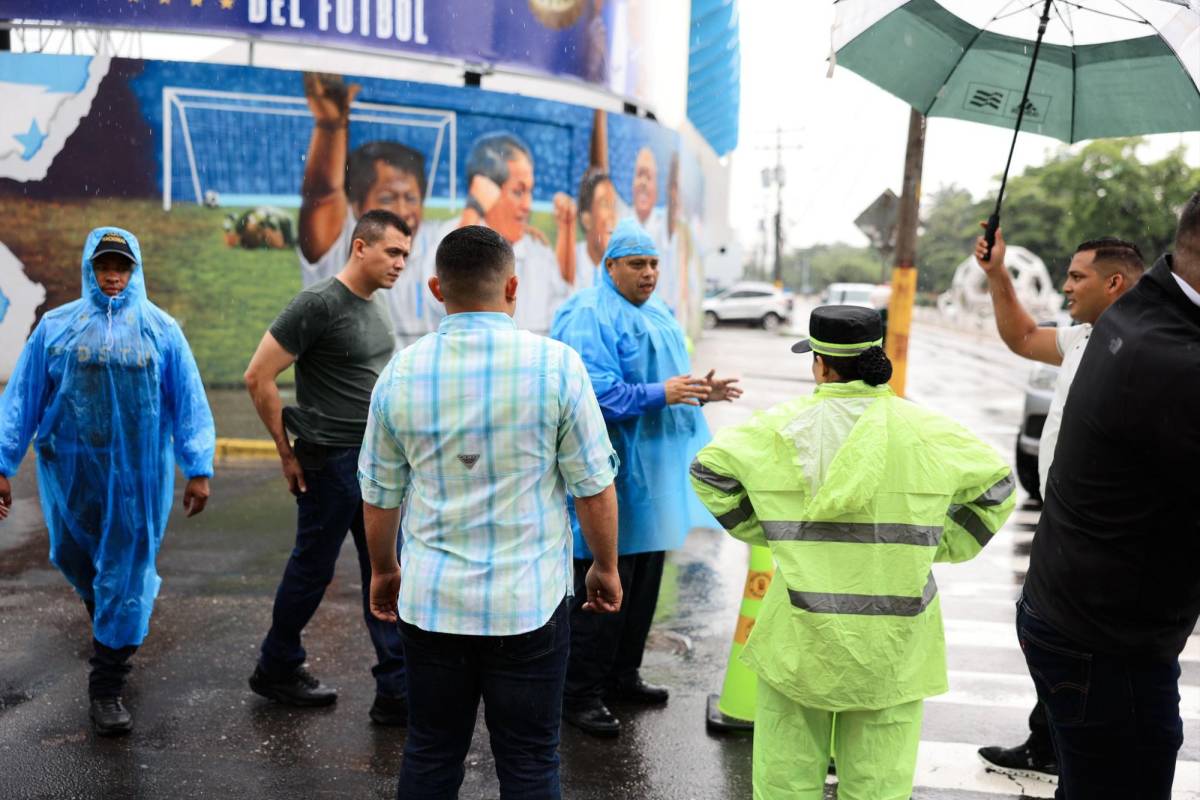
[358,312,618,636]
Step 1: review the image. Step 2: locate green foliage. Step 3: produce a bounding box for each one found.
[762,243,886,291]
[915,185,979,292]
[913,138,1200,291]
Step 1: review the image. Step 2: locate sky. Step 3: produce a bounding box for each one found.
[729,1,1200,256]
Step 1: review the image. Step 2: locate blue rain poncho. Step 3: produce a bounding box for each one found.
[551,218,717,557]
[0,227,215,649]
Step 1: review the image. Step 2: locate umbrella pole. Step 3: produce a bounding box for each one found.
[985,0,1054,260]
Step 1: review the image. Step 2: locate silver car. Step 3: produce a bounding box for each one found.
[703,281,794,331]
[1016,362,1057,503]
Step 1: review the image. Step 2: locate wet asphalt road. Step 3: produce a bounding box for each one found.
[1,317,1197,799]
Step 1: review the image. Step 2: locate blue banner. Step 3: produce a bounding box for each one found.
[0,0,646,96]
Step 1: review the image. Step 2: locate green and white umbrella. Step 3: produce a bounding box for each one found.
[832,0,1199,142]
[831,0,1200,251]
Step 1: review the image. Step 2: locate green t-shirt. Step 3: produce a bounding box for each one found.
[270,277,394,447]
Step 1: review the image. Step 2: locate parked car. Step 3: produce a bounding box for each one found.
[1015,320,1073,504]
[1016,362,1057,503]
[703,281,793,331]
[819,282,891,342]
[822,282,879,308]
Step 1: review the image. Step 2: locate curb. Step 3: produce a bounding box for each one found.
[214,437,278,460]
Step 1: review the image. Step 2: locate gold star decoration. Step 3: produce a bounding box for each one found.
[160,0,171,4]
[219,0,234,8]
[191,0,203,6]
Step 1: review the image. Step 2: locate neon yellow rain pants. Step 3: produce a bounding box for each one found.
[753,679,923,800]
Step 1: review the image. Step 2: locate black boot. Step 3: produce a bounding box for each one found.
[368,692,408,726]
[249,664,337,707]
[88,638,137,705]
[90,696,133,736]
[607,674,669,705]
[563,699,621,737]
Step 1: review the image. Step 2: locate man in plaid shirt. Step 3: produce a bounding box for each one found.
[360,225,622,798]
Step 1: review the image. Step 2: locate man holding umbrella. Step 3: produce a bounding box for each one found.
[1018,193,1200,798]
[973,227,1143,782]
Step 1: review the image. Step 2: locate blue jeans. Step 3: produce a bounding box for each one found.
[1017,595,1183,799]
[397,597,570,800]
[259,443,406,698]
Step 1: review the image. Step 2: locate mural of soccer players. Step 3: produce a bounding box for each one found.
[665,151,702,334]
[455,132,577,334]
[296,72,443,347]
[575,168,618,291]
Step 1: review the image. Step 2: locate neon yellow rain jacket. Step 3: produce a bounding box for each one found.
[690,381,1014,711]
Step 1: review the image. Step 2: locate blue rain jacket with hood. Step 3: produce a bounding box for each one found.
[0,227,215,648]
[551,218,717,557]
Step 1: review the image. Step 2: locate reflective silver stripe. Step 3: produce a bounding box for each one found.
[948,504,995,547]
[689,460,744,495]
[716,497,755,530]
[973,473,1015,507]
[762,520,941,547]
[787,572,939,617]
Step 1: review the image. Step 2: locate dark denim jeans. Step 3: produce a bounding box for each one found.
[1017,595,1183,799]
[397,597,570,800]
[259,443,406,698]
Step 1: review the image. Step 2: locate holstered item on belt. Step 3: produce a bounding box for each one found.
[292,439,331,471]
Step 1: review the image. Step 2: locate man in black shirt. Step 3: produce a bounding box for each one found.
[243,209,412,725]
[1020,191,1200,799]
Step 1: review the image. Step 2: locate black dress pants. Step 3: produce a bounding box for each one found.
[564,550,665,707]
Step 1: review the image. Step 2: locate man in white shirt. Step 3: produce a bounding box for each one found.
[295,72,444,348]
[973,226,1144,782]
[574,168,617,292]
[455,132,576,335]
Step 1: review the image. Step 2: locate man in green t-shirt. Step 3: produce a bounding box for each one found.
[243,209,412,725]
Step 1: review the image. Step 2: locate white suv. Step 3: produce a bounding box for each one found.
[703,281,793,331]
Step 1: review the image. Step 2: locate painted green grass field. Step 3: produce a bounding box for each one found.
[2,197,553,385]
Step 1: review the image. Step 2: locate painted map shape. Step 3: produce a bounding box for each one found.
[0,52,111,181]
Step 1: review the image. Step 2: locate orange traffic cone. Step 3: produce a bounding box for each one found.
[706,543,774,732]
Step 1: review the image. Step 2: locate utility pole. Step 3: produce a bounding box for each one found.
[773,127,784,288]
[757,128,801,288]
[885,108,926,398]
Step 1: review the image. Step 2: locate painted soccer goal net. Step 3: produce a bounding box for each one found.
[161,86,456,211]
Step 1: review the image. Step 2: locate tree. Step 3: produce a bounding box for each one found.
[915,185,980,292]
[914,139,1200,292]
[977,139,1199,283]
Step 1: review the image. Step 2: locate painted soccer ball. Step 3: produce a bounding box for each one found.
[203,189,221,208]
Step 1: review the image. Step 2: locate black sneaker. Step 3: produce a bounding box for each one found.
[249,664,338,707]
[368,693,408,727]
[978,741,1057,783]
[90,696,133,736]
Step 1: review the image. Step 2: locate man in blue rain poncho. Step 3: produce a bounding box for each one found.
[0,228,215,736]
[552,218,742,737]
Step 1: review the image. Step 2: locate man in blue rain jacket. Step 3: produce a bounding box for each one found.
[551,218,741,736]
[0,227,215,736]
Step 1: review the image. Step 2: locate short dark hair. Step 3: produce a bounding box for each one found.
[345,141,427,209]
[351,208,411,246]
[1075,237,1145,280]
[435,225,515,302]
[578,167,613,215]
[1175,191,1200,265]
[466,133,532,187]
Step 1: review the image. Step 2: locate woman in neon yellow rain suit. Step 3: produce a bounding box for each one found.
[690,306,1014,800]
